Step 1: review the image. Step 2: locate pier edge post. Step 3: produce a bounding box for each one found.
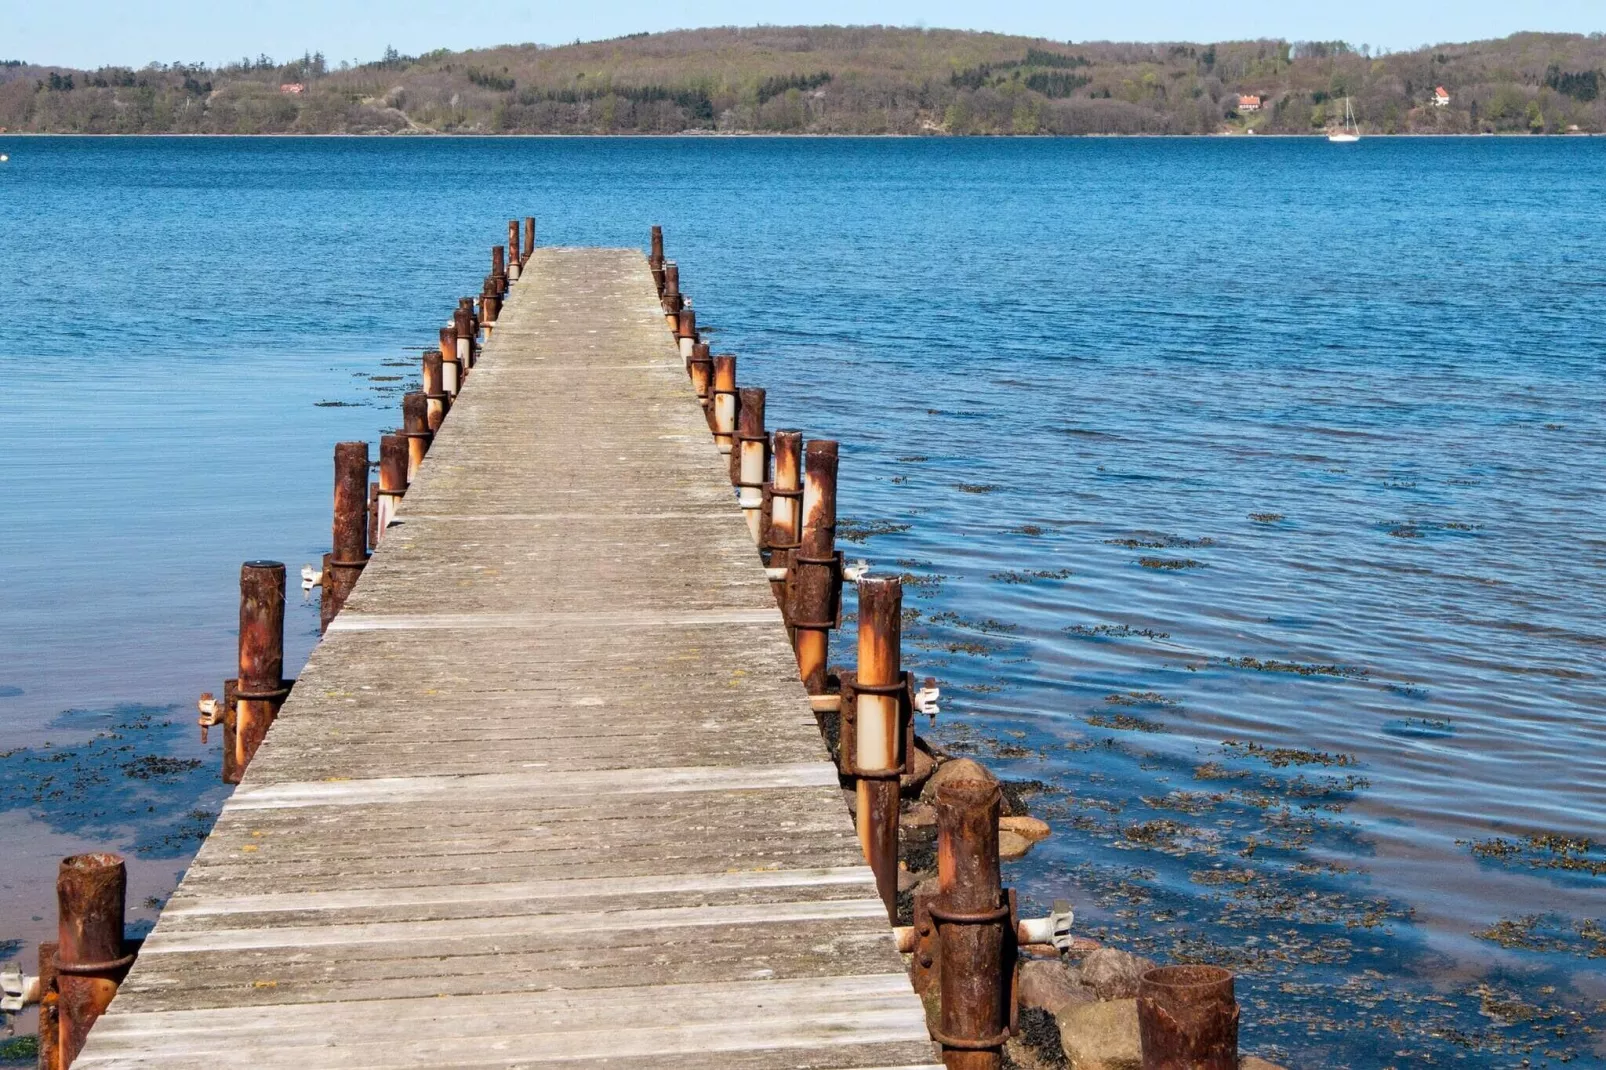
[791,439,839,694]
[235,561,287,771]
[933,775,1011,1070]
[56,854,129,1069]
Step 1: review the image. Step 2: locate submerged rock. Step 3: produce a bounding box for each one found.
[1056,998,1141,1070]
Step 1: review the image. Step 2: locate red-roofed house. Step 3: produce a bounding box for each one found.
[1238,94,1262,112]
[279,83,305,95]
[1432,86,1450,107]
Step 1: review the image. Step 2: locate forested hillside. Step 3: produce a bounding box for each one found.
[2,26,1603,135]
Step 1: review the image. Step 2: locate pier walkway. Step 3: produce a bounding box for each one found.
[77,249,940,1069]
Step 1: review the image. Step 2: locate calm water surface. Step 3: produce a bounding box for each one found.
[1,136,1603,1066]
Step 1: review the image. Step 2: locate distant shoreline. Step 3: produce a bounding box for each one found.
[2,131,1600,139]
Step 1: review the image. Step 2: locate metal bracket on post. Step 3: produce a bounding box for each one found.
[836,670,916,779]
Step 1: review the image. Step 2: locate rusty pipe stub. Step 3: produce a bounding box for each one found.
[1137,965,1239,1070]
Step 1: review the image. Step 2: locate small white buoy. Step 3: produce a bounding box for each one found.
[0,154,9,163]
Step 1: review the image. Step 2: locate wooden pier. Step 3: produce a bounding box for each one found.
[74,249,941,1069]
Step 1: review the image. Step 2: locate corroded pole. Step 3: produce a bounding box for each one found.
[37,941,59,1070]
[376,433,408,539]
[689,341,713,410]
[401,393,431,481]
[491,244,506,294]
[934,775,1010,1070]
[423,350,448,432]
[676,307,697,365]
[523,216,535,262]
[711,355,738,455]
[650,224,663,268]
[56,854,129,1069]
[767,430,803,611]
[450,308,471,392]
[734,387,768,542]
[320,441,369,632]
[856,576,904,920]
[1137,966,1239,1070]
[791,439,839,694]
[235,561,287,772]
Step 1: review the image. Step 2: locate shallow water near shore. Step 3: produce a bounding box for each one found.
[1,135,1603,1066]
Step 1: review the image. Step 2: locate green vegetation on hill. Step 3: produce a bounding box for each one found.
[2,26,1604,135]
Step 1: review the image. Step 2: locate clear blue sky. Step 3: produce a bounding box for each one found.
[5,0,1603,70]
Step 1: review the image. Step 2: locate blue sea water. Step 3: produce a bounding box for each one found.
[1,136,1603,1066]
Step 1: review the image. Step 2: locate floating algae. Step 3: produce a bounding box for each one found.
[1220,656,1367,679]
[1106,534,1217,550]
[991,568,1073,583]
[1138,557,1203,570]
[1067,623,1170,639]
[837,517,912,543]
[1085,712,1167,732]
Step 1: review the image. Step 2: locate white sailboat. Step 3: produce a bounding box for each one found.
[1329,96,1361,142]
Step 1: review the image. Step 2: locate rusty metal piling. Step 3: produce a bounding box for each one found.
[423,350,449,432]
[234,561,287,773]
[689,341,714,415]
[376,433,408,539]
[523,216,535,263]
[37,940,59,1070]
[320,442,369,632]
[56,854,130,1069]
[711,354,738,454]
[790,439,840,695]
[401,393,431,481]
[933,776,1013,1070]
[766,430,803,609]
[676,308,697,365]
[853,577,905,920]
[734,387,768,543]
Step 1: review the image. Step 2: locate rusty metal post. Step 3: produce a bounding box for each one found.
[1137,966,1239,1070]
[422,350,449,432]
[934,776,1011,1070]
[491,244,505,288]
[790,440,839,694]
[401,393,431,481]
[367,482,380,552]
[523,216,535,261]
[767,430,803,609]
[711,355,738,455]
[856,577,904,920]
[661,262,682,329]
[220,677,239,785]
[234,562,286,773]
[37,941,59,1070]
[56,854,130,1069]
[734,387,768,542]
[481,281,500,328]
[377,433,408,539]
[650,224,663,268]
[676,307,697,364]
[689,341,713,403]
[320,442,369,632]
[451,307,471,387]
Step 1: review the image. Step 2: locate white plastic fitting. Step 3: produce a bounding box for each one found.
[301,564,323,595]
[0,964,40,1012]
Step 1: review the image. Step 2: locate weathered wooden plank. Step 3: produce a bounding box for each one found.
[78,248,934,1068]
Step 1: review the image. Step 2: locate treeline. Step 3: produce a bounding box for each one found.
[1,26,1603,136]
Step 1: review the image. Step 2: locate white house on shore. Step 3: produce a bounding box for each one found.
[1238,94,1262,112]
[1432,86,1451,107]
